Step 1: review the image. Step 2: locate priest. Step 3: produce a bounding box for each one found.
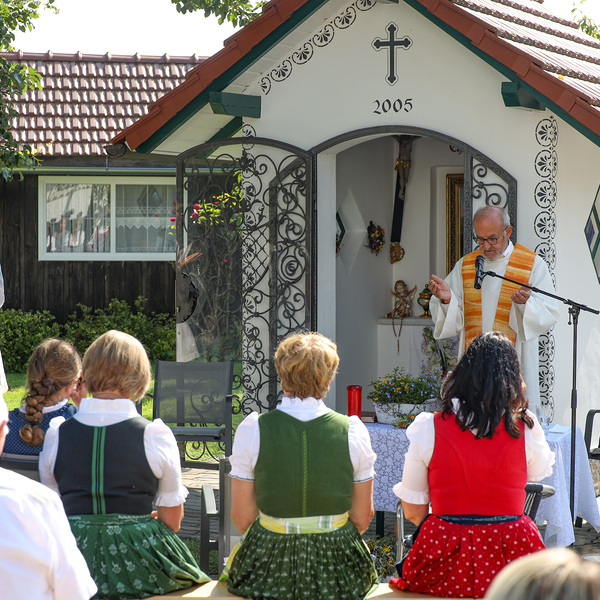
[429,206,559,413]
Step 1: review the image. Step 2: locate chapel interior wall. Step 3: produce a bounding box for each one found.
[334,135,462,412]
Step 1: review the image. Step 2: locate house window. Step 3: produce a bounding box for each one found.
[40,177,177,260]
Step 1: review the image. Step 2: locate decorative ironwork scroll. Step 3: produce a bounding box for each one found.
[534,116,558,417]
[175,138,315,464]
[462,151,517,256]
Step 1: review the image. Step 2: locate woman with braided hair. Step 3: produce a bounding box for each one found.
[4,339,84,456]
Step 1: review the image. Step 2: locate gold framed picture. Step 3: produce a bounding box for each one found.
[446,173,464,274]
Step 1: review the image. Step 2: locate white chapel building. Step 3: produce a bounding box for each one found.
[111,0,600,433]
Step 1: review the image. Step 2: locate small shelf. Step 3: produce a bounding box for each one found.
[377,317,433,326]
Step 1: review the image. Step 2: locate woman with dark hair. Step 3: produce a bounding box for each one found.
[390,332,554,599]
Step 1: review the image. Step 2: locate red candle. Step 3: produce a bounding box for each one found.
[347,385,362,417]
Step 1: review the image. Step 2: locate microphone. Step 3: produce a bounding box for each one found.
[474,255,485,290]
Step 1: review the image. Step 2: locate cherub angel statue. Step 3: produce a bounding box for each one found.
[386,280,417,352]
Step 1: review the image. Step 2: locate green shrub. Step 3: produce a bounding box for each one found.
[0,309,61,372]
[0,297,176,373]
[63,297,176,363]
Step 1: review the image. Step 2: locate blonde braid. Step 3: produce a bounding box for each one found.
[19,339,82,447]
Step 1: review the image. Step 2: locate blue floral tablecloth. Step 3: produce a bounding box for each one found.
[366,423,410,512]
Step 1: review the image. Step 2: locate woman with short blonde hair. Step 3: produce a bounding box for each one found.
[224,331,378,599]
[82,329,151,402]
[274,331,339,399]
[40,330,209,598]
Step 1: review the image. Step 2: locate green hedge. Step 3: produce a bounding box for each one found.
[0,310,61,373]
[0,297,176,373]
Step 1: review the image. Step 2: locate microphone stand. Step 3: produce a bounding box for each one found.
[482,269,599,524]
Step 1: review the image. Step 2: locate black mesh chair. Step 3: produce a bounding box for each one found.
[152,360,234,468]
[200,457,240,575]
[584,410,600,460]
[396,482,555,562]
[523,482,556,520]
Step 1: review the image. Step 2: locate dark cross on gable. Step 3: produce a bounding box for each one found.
[372,23,413,85]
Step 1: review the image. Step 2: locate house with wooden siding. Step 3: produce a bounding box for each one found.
[0,51,204,322]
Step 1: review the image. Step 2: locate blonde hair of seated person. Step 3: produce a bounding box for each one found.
[274,331,339,399]
[485,548,600,600]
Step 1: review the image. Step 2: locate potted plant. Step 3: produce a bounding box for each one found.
[368,367,443,426]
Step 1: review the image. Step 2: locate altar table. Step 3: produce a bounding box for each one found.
[367,422,409,514]
[366,422,600,547]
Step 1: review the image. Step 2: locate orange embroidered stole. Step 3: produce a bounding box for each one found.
[462,243,536,350]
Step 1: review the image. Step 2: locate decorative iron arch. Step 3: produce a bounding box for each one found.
[173,128,521,464]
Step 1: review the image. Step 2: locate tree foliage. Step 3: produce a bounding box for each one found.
[171,0,265,28]
[572,0,600,40]
[0,0,55,181]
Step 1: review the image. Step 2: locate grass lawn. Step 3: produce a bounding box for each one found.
[4,374,242,461]
[5,373,27,410]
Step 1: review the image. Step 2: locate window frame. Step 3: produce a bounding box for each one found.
[38,176,177,262]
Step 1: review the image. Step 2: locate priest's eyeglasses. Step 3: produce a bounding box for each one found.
[472,227,507,246]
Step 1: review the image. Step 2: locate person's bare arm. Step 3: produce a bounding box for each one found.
[401,500,429,526]
[231,478,259,534]
[156,504,184,532]
[349,479,375,534]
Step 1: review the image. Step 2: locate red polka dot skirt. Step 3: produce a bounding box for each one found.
[389,514,545,598]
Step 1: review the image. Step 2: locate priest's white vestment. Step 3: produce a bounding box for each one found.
[430,241,560,413]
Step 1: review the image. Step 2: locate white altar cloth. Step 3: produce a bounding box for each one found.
[537,423,600,547]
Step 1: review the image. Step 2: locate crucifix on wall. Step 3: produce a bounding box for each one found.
[390,135,416,264]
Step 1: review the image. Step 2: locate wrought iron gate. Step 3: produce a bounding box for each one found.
[175,137,315,460]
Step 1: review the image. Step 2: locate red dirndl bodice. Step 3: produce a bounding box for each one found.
[390,412,545,598]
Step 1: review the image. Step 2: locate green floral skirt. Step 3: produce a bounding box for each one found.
[68,513,211,600]
[226,519,378,600]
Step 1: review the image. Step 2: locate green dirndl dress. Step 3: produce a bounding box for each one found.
[69,513,210,599]
[223,410,378,600]
[53,415,210,600]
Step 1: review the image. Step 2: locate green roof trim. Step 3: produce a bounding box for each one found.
[136,0,329,154]
[209,91,261,117]
[501,81,545,111]
[401,0,600,149]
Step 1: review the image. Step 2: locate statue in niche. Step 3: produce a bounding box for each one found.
[386,280,416,319]
[386,280,417,353]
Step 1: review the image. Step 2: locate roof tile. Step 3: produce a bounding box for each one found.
[1,51,204,156]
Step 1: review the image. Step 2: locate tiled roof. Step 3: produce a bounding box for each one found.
[2,51,205,156]
[446,0,600,101]
[110,0,600,152]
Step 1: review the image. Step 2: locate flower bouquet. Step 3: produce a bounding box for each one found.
[368,367,443,426]
[365,221,385,255]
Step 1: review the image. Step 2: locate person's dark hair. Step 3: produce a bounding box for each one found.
[441,331,533,439]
